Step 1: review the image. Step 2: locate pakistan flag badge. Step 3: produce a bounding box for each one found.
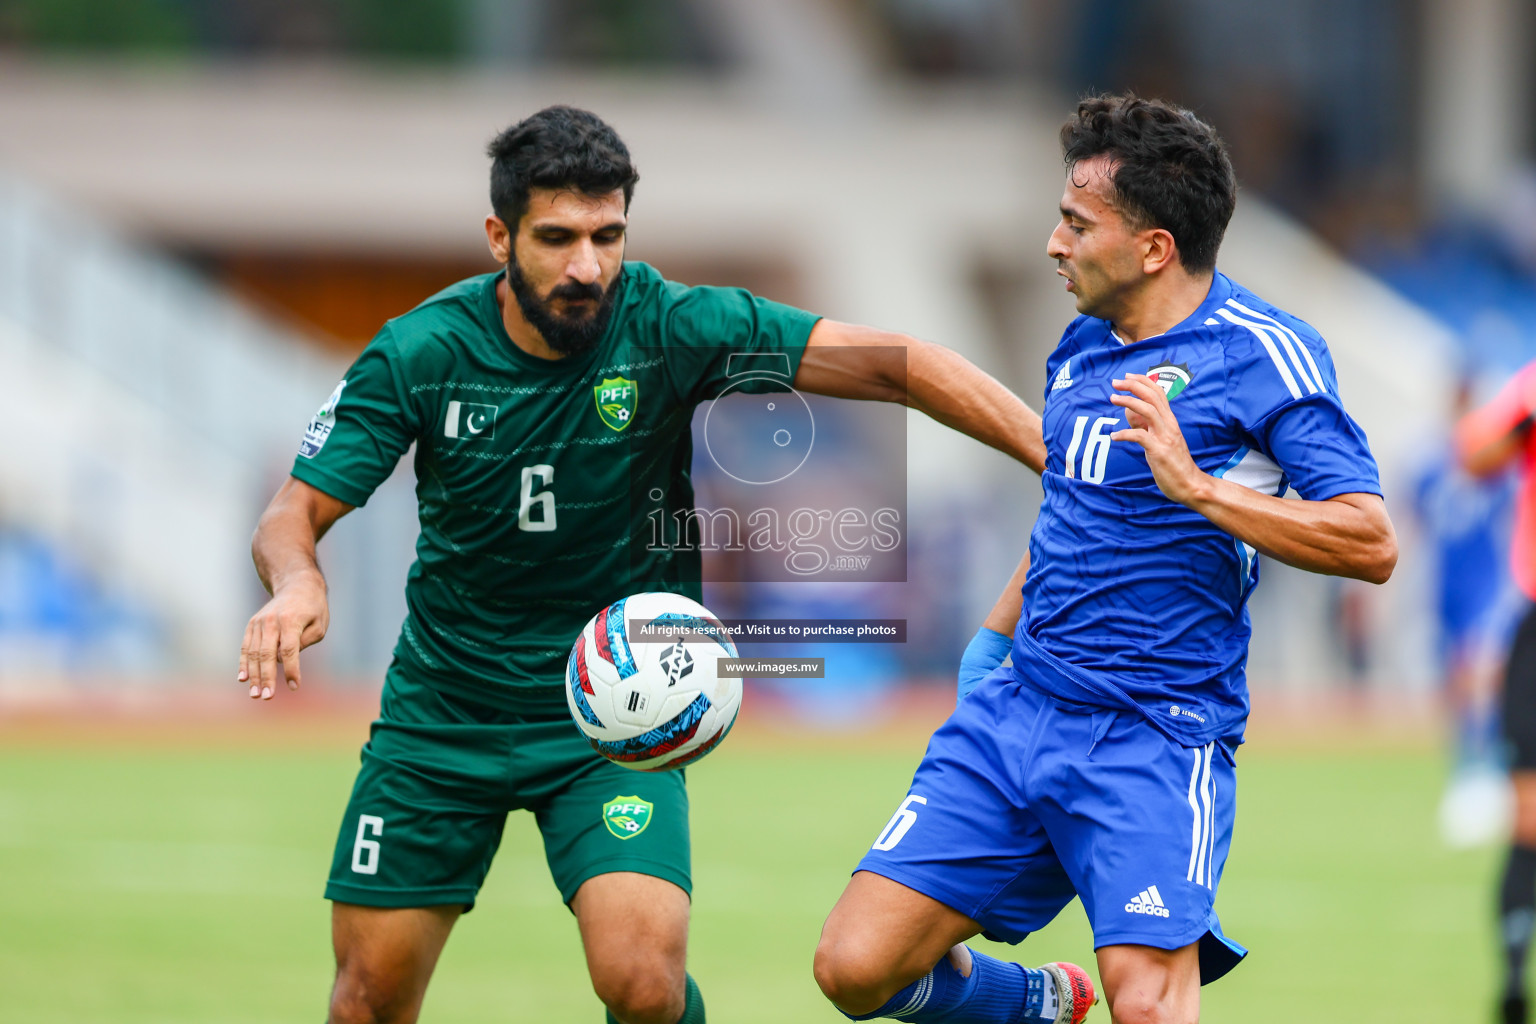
[603,796,654,839]
[594,376,638,432]
[1147,362,1193,399]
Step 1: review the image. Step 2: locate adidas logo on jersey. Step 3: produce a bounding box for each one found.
[1051,359,1074,391]
[1125,885,1170,917]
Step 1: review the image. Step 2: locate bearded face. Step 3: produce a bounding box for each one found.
[505,256,619,357]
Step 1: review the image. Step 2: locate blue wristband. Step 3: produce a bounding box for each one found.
[957,627,1012,703]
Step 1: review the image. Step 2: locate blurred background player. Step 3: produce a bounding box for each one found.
[1456,365,1536,1024]
[1414,376,1519,848]
[237,105,1047,1024]
[813,94,1397,1024]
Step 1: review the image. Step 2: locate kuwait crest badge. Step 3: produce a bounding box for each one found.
[1147,362,1193,399]
[594,376,638,432]
[604,796,654,839]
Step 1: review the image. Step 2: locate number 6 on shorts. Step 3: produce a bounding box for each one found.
[351,814,384,874]
[872,795,926,851]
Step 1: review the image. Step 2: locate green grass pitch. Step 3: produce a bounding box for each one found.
[0,723,1498,1022]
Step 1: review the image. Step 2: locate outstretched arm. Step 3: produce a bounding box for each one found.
[1456,366,1536,476]
[1110,374,1397,584]
[239,477,354,700]
[793,320,1046,473]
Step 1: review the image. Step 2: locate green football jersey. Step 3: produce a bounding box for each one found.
[291,262,819,709]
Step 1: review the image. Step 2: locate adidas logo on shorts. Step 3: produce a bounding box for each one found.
[1124,885,1170,917]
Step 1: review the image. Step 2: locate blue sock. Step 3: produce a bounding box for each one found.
[839,953,967,1021]
[839,948,1058,1023]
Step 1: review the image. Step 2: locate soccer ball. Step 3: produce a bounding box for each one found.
[566,592,741,771]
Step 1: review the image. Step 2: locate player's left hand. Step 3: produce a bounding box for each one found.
[957,626,1011,705]
[1110,374,1209,507]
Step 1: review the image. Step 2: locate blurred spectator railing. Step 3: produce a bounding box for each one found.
[0,174,341,461]
[0,173,365,677]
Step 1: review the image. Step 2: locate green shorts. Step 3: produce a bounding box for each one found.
[325,663,690,910]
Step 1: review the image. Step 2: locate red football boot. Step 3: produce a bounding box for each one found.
[1038,962,1098,1024]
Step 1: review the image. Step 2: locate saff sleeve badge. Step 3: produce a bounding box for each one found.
[299,379,347,458]
[594,376,638,432]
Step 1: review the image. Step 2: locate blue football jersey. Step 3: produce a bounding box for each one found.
[1411,452,1518,652]
[1014,272,1381,745]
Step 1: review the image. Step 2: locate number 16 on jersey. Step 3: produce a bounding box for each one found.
[1064,415,1118,484]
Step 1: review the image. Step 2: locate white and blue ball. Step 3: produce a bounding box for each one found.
[566,592,741,772]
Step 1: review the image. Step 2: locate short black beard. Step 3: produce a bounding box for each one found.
[505,259,619,357]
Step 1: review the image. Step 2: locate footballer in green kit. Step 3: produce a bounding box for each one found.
[238,106,1046,1024]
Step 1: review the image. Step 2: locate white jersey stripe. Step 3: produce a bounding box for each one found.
[1226,299,1318,392]
[1214,446,1286,496]
[1221,304,1317,395]
[1239,541,1257,589]
[1228,298,1328,394]
[1193,743,1214,885]
[1210,448,1263,591]
[1200,742,1217,889]
[1186,746,1205,883]
[1271,328,1319,394]
[1293,337,1326,394]
[1215,308,1302,399]
[1262,322,1319,394]
[1231,300,1322,394]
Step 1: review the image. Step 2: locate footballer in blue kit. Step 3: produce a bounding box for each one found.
[814,95,1398,1024]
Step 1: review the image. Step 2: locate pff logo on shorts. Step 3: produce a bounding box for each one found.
[604,796,654,839]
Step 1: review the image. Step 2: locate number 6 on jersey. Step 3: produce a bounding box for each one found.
[872,794,927,851]
[519,464,556,532]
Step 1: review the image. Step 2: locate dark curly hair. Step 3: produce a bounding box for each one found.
[1060,94,1235,273]
[487,106,640,229]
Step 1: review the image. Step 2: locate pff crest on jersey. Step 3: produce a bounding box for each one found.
[594,376,639,432]
[603,795,654,839]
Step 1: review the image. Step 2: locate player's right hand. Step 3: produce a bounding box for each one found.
[238,575,329,701]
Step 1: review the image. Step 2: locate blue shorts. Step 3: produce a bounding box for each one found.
[856,666,1247,983]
